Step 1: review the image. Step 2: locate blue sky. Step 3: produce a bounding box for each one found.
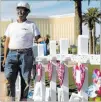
[1,0,101,36]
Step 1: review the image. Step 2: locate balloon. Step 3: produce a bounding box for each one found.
[86,69,101,99]
[96,87,101,97]
[92,69,101,85]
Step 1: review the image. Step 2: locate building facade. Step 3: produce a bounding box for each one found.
[0,13,78,46]
[0,20,13,37]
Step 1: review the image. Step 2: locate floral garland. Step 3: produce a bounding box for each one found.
[47,61,53,81]
[73,64,86,91]
[57,62,65,86]
[36,64,42,82]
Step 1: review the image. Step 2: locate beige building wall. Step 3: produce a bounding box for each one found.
[50,15,75,45]
[0,20,12,37]
[1,14,77,46]
[28,14,76,46]
[28,18,50,37]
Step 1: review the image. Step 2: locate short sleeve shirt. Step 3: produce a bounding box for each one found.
[4,20,40,49]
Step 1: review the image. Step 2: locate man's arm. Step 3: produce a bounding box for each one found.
[35,35,44,43]
[2,37,10,65]
[37,37,44,43]
[35,35,41,41]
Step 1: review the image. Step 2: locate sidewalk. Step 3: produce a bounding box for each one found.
[0,72,8,101]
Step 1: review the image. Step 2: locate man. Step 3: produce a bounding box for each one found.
[2,1,40,101]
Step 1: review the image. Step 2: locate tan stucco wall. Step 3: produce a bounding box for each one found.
[0,20,12,37]
[28,15,75,45]
[51,16,75,45]
[1,15,76,46]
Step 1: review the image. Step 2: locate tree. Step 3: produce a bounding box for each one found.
[74,0,82,37]
[73,0,95,36]
[71,0,99,40]
[96,35,100,45]
[82,8,101,54]
[92,22,96,54]
[96,35,100,54]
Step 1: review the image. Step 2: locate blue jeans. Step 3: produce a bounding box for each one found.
[4,48,34,101]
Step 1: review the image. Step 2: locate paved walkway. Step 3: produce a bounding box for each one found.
[0,72,7,101]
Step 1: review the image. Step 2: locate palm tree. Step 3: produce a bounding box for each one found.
[68,0,89,36]
[92,9,101,54]
[72,0,98,40]
[82,8,101,54]
[74,0,82,37]
[96,35,100,54]
[92,22,96,54]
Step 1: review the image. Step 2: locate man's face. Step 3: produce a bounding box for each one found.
[16,7,29,19]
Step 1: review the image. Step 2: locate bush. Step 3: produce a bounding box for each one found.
[68,45,77,54]
[72,47,77,54]
[68,48,72,54]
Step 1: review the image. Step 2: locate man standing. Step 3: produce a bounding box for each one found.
[3,1,40,101]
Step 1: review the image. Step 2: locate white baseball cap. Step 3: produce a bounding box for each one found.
[17,1,30,11]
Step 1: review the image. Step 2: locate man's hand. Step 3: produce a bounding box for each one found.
[3,37,10,66]
[2,57,6,66]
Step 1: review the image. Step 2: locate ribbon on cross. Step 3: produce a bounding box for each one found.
[36,64,42,82]
[57,62,65,86]
[47,61,53,81]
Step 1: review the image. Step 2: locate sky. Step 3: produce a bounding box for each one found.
[1,0,101,36]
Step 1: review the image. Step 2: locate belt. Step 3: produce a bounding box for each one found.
[9,48,32,52]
